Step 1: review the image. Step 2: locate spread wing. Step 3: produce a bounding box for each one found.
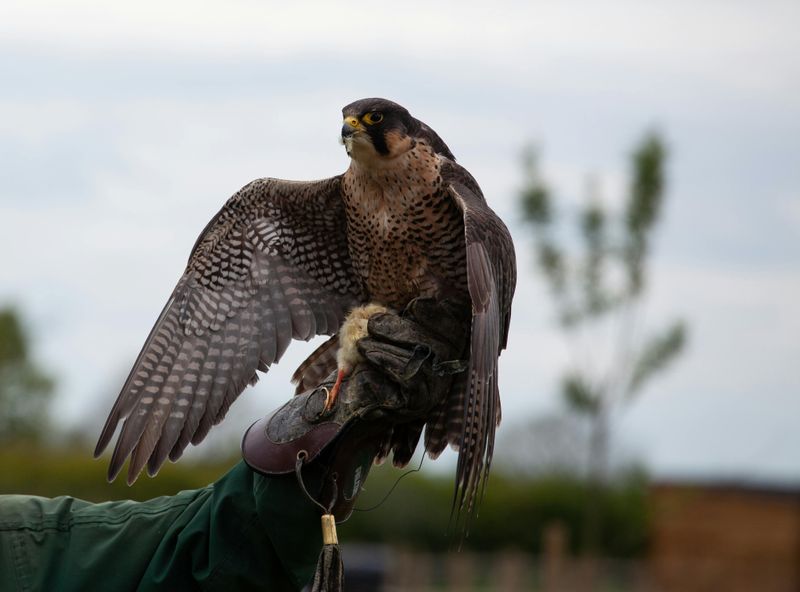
[440,160,516,519]
[94,177,363,484]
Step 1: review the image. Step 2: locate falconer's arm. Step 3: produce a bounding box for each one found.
[0,300,465,592]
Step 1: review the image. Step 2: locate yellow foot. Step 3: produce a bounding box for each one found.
[324,368,347,411]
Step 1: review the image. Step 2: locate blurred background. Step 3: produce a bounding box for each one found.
[1,1,798,590]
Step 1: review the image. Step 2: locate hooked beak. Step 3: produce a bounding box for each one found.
[341,116,361,139]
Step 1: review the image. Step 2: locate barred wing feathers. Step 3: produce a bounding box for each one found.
[436,160,516,519]
[94,177,363,484]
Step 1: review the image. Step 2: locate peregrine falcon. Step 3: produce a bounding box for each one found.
[95,98,516,516]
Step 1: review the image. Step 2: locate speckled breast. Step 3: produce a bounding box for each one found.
[341,153,468,310]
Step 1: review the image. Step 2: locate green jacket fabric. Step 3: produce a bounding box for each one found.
[0,461,322,591]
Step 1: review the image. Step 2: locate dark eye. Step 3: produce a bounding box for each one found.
[363,112,384,125]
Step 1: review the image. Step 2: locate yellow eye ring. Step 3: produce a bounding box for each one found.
[363,112,383,125]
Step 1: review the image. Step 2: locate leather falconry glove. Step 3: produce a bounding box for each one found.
[241,298,468,592]
[242,297,469,520]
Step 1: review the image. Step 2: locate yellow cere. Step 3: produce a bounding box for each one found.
[344,116,361,129]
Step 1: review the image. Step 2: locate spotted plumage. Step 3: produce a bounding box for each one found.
[341,140,467,308]
[95,98,516,519]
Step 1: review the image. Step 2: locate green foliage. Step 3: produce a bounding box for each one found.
[624,133,667,296]
[342,462,650,558]
[519,147,568,302]
[518,131,686,412]
[580,198,610,315]
[562,373,599,415]
[0,446,649,558]
[0,444,234,502]
[626,134,666,240]
[538,241,567,298]
[627,321,687,398]
[519,146,553,226]
[0,307,54,442]
[0,309,27,361]
[518,132,686,554]
[520,134,673,327]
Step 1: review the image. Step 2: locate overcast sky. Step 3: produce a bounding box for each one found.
[1,0,798,483]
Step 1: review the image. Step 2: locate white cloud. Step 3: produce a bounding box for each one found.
[1,0,798,100]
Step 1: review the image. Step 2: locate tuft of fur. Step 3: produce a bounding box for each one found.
[336,303,392,371]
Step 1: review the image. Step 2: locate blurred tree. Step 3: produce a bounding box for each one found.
[519,132,688,553]
[0,307,55,443]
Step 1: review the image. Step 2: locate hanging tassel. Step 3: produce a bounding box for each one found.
[311,514,344,592]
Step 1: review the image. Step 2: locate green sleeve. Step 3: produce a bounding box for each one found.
[0,461,322,592]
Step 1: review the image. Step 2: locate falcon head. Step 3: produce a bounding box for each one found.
[341,98,455,164]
